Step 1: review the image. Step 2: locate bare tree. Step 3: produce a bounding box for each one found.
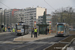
[52,7,75,28]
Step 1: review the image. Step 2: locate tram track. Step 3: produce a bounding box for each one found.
[11,35,70,50]
[0,32,71,50]
[44,35,75,50]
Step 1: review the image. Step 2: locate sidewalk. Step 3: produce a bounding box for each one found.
[0,32,11,35]
[14,33,56,42]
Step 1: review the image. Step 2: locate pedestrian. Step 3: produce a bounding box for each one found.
[48,28,49,34]
[34,28,37,38]
[32,28,34,34]
[46,28,48,35]
[5,27,7,32]
[3,27,5,32]
[31,28,34,37]
[8,26,10,32]
[13,28,15,33]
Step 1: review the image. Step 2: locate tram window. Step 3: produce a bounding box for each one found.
[17,25,23,30]
[57,25,64,31]
[23,25,25,28]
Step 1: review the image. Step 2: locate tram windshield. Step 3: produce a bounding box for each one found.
[57,25,64,31]
[17,25,23,30]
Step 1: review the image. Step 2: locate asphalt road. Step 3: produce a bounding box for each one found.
[0,32,19,41]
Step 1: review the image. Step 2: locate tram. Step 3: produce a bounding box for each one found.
[56,23,69,36]
[15,22,29,35]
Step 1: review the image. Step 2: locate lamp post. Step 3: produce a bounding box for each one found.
[0,8,2,32]
[4,9,6,32]
[31,17,33,38]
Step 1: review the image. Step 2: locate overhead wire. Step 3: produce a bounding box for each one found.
[0,1,10,8]
[44,0,55,10]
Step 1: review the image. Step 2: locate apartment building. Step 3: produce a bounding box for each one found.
[24,7,46,28]
[3,7,46,28]
[38,14,52,24]
[14,9,25,22]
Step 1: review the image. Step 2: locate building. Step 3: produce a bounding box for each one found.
[46,14,52,24]
[4,9,11,27]
[2,9,19,28]
[24,7,46,28]
[14,9,25,22]
[3,7,46,29]
[38,14,52,24]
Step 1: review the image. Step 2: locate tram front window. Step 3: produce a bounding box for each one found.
[57,25,64,31]
[17,25,23,30]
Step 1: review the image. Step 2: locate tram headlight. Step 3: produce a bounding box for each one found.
[58,31,60,34]
[17,30,21,32]
[61,31,64,34]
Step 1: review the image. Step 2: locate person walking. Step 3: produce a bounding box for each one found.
[34,28,37,38]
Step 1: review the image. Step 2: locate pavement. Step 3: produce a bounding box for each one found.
[14,33,56,42]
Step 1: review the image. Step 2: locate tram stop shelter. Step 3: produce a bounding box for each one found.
[37,11,49,34]
[37,24,49,34]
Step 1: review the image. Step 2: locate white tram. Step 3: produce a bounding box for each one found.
[15,22,29,35]
[56,23,69,36]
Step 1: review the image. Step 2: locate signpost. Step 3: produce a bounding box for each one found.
[31,21,36,38]
[34,21,36,28]
[49,21,51,34]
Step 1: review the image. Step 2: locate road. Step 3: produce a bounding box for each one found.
[0,33,70,50]
[0,33,19,41]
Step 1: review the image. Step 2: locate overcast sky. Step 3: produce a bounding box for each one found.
[0,0,75,13]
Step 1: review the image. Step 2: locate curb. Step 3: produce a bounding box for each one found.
[29,34,56,42]
[0,32,12,35]
[14,34,56,42]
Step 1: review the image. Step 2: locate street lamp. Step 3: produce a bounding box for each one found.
[4,9,6,32]
[0,8,2,32]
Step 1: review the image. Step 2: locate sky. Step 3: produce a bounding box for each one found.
[0,0,75,14]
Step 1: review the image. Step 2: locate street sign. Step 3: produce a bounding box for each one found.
[49,21,51,34]
[34,21,36,27]
[34,21,36,24]
[49,21,51,25]
[21,29,24,32]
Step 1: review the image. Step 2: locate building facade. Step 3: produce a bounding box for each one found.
[14,9,25,22]
[2,7,46,29]
[38,14,52,24]
[24,7,46,28]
